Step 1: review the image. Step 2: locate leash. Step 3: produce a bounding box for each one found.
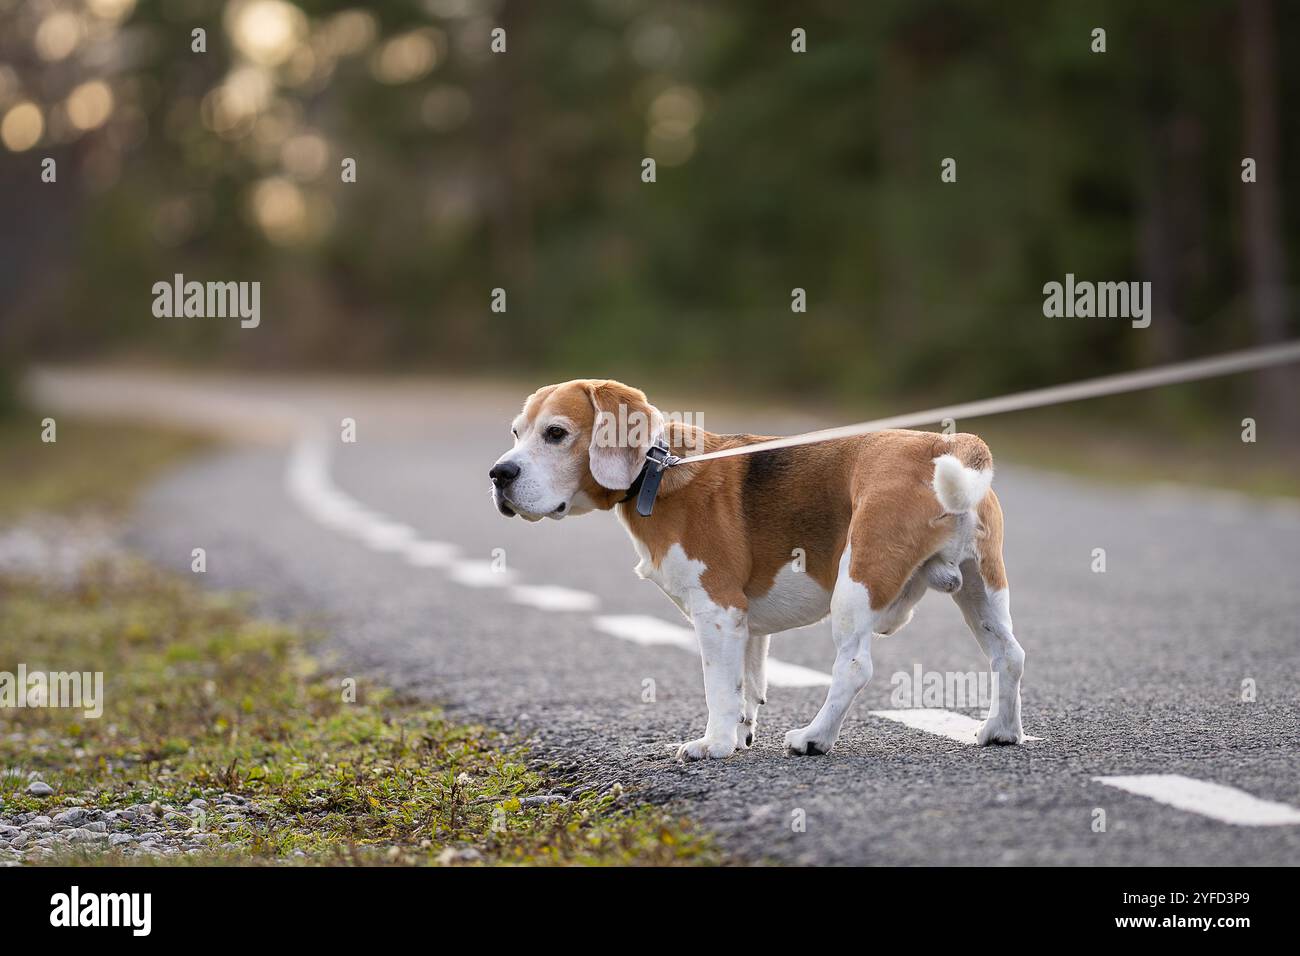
[628,339,1300,517]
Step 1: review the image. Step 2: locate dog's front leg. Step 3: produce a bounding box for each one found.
[677,597,747,762]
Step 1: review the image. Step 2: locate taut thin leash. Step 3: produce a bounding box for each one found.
[627,339,1300,516]
[674,340,1300,465]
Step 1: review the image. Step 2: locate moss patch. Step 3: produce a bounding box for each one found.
[0,562,716,865]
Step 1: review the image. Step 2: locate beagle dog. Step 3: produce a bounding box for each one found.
[490,379,1025,760]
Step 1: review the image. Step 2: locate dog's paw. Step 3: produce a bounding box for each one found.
[783,727,833,756]
[737,715,756,749]
[975,718,1024,746]
[676,736,737,762]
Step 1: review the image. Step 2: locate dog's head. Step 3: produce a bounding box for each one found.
[489,379,664,521]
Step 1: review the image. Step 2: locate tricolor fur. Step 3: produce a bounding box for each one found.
[490,379,1025,760]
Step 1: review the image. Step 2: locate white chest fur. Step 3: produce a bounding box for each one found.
[626,538,703,620]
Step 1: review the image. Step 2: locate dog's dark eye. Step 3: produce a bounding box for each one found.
[544,425,568,442]
[511,428,518,439]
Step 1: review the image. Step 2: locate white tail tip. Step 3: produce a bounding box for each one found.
[932,454,993,513]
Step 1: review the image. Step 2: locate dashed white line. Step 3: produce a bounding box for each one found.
[359,521,417,551]
[869,708,986,744]
[763,659,837,688]
[868,708,1042,744]
[509,585,601,612]
[1094,774,1300,826]
[592,614,695,648]
[448,560,516,588]
[592,614,831,687]
[400,540,461,568]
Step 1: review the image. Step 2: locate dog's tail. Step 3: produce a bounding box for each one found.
[931,436,994,514]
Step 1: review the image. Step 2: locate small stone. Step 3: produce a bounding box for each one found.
[25,782,54,797]
[52,809,88,826]
[518,794,566,808]
[23,817,52,831]
[187,798,208,810]
[108,834,136,847]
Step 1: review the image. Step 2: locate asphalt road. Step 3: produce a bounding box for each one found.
[35,370,1300,865]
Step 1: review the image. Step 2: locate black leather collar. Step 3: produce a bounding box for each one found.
[617,440,679,517]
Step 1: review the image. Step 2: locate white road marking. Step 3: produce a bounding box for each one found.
[509,585,600,612]
[592,614,831,687]
[593,614,695,648]
[401,540,461,568]
[868,708,1042,744]
[765,659,835,688]
[1094,774,1300,826]
[360,521,417,551]
[869,708,984,744]
[448,560,516,588]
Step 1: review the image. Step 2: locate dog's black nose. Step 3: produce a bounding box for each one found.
[489,461,520,488]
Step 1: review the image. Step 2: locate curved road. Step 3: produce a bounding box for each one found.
[32,369,1300,865]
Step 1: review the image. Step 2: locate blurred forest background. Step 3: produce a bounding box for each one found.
[0,0,1297,434]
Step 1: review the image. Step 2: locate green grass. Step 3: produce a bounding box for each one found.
[0,412,717,865]
[0,565,716,865]
[0,415,211,520]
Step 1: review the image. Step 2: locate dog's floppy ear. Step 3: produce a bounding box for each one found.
[586,381,664,491]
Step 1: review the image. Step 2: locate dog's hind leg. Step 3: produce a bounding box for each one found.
[952,491,1025,745]
[740,633,769,748]
[784,546,877,756]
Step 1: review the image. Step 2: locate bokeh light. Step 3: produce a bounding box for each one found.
[67,80,115,132]
[249,175,311,244]
[1,101,45,152]
[85,0,137,22]
[226,0,309,68]
[35,11,84,63]
[371,29,441,85]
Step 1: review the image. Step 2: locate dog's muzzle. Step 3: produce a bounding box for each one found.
[489,461,520,517]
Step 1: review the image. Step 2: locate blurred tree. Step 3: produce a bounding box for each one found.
[0,0,1293,434]
[1239,0,1298,432]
